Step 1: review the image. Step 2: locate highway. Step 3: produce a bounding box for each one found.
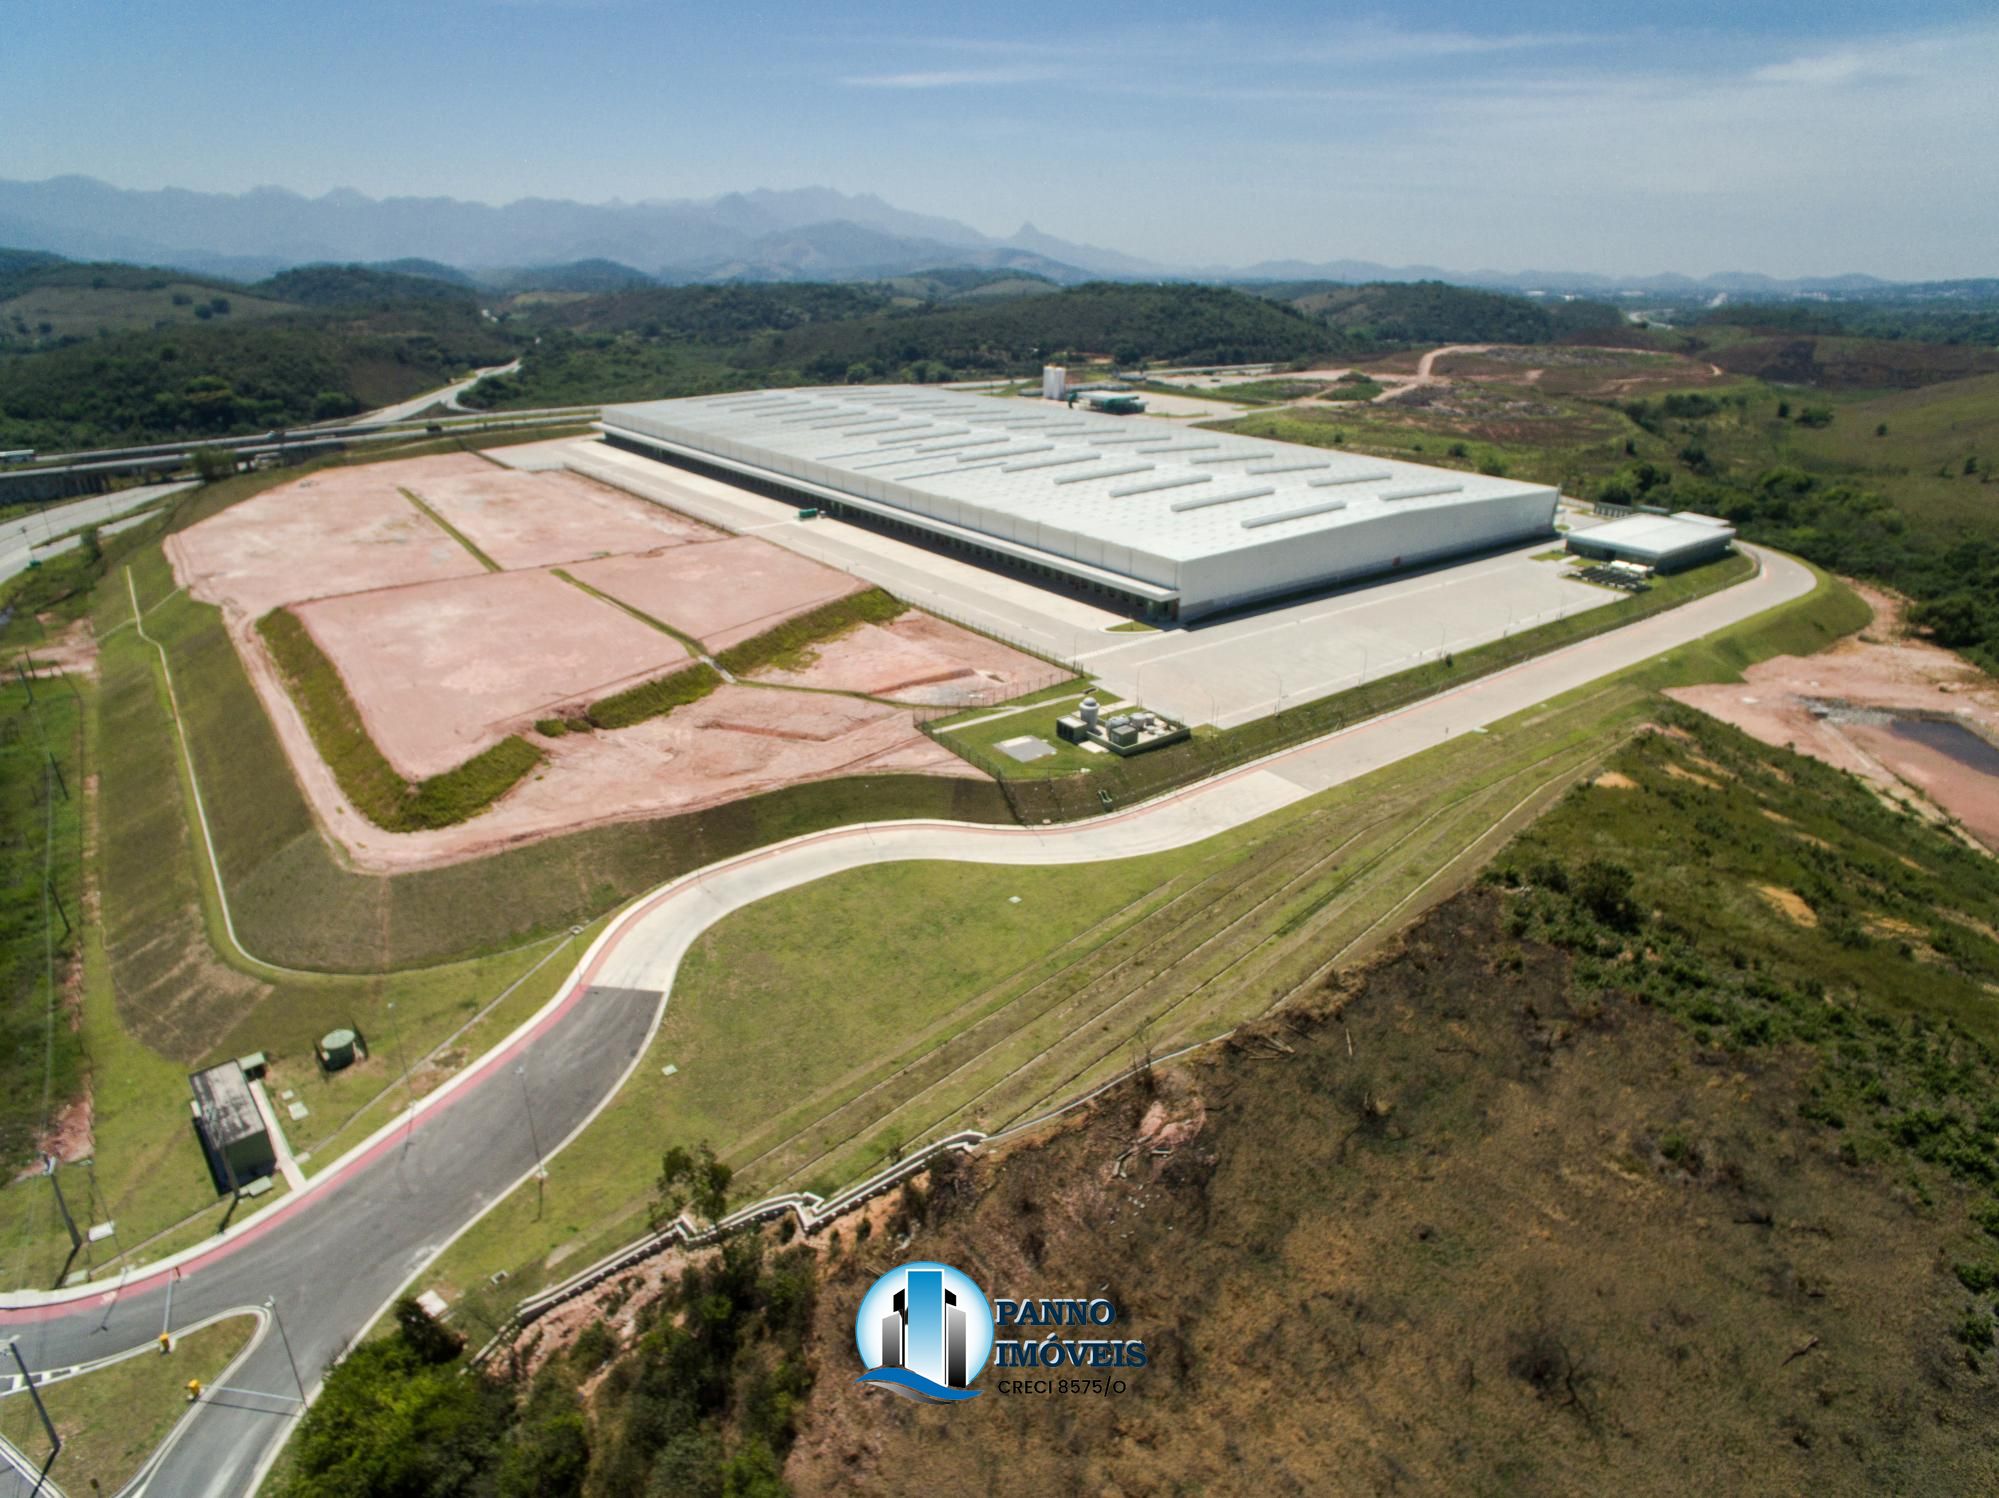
[323,359,522,427]
[0,546,1816,1495]
[0,481,196,589]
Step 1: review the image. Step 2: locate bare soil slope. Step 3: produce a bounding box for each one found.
[789,889,1999,1496]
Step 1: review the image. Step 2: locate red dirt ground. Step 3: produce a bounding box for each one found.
[169,454,987,871]
[289,684,974,871]
[167,467,485,620]
[398,454,723,569]
[568,536,866,651]
[749,611,1057,705]
[293,571,690,778]
[1668,585,1999,850]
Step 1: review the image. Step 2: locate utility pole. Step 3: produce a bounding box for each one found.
[265,1297,308,1408]
[386,1000,414,1133]
[517,1064,547,1221]
[6,1338,61,1493]
[44,1156,80,1254]
[45,877,70,939]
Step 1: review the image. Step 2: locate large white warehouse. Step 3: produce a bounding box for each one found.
[601,387,1558,622]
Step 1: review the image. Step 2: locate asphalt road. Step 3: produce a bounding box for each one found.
[0,546,1814,1496]
[342,360,522,427]
[0,482,195,589]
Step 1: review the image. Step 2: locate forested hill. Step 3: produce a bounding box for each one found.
[462,282,1338,409]
[0,306,513,448]
[1248,279,1628,345]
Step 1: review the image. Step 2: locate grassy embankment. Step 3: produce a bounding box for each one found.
[0,561,592,1287]
[422,560,1870,1316]
[0,1315,256,1494]
[0,677,84,1176]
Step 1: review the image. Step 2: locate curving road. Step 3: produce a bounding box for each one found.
[0,547,1816,1496]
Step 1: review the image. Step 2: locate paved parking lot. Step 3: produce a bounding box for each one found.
[1073,542,1617,727]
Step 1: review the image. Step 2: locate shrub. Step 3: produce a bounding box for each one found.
[1574,859,1640,931]
[714,587,908,677]
[586,663,721,731]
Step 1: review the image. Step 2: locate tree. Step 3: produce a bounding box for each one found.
[652,1141,733,1229]
[191,447,234,483]
[1574,859,1639,932]
[395,1294,465,1364]
[287,1339,509,1497]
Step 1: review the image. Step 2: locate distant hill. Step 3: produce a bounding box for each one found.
[366,257,479,288]
[483,259,656,294]
[0,176,1982,299]
[872,268,1060,305]
[251,264,478,307]
[1249,280,1627,345]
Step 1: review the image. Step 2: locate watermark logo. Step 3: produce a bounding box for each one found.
[854,1261,995,1402]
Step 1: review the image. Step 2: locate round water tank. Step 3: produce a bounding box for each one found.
[321,1028,357,1071]
[1079,695,1100,728]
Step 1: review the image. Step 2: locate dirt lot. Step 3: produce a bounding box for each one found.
[167,466,484,620]
[167,454,988,869]
[293,570,689,779]
[399,453,723,569]
[1669,585,1999,849]
[569,537,866,651]
[748,611,1054,705]
[311,684,972,871]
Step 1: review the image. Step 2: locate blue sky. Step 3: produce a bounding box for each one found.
[3,1,1993,277]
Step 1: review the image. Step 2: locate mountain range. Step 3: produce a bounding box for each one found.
[0,175,1948,298]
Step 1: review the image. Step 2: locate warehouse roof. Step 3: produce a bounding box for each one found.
[603,387,1555,569]
[1573,512,1737,560]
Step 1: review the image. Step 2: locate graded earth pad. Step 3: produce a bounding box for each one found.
[398,453,723,569]
[288,683,974,871]
[167,467,485,620]
[292,570,690,779]
[569,535,867,651]
[748,611,1056,705]
[1668,585,1999,849]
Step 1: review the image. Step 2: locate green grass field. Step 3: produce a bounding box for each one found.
[1778,373,1999,541]
[1211,388,1641,492]
[423,559,1870,1313]
[933,689,1130,778]
[0,677,84,1176]
[0,1314,256,1494]
[1,281,293,339]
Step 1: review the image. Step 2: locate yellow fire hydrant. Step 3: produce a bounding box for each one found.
[185,1378,202,1402]
[159,1332,172,1354]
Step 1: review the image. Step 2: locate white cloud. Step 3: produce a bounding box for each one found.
[841,66,1065,89]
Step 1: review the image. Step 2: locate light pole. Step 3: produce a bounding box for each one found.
[6,1337,60,1491]
[265,1297,307,1409]
[386,1000,414,1131]
[516,1063,547,1220]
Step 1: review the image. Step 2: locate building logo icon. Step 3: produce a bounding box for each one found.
[854,1261,995,1402]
